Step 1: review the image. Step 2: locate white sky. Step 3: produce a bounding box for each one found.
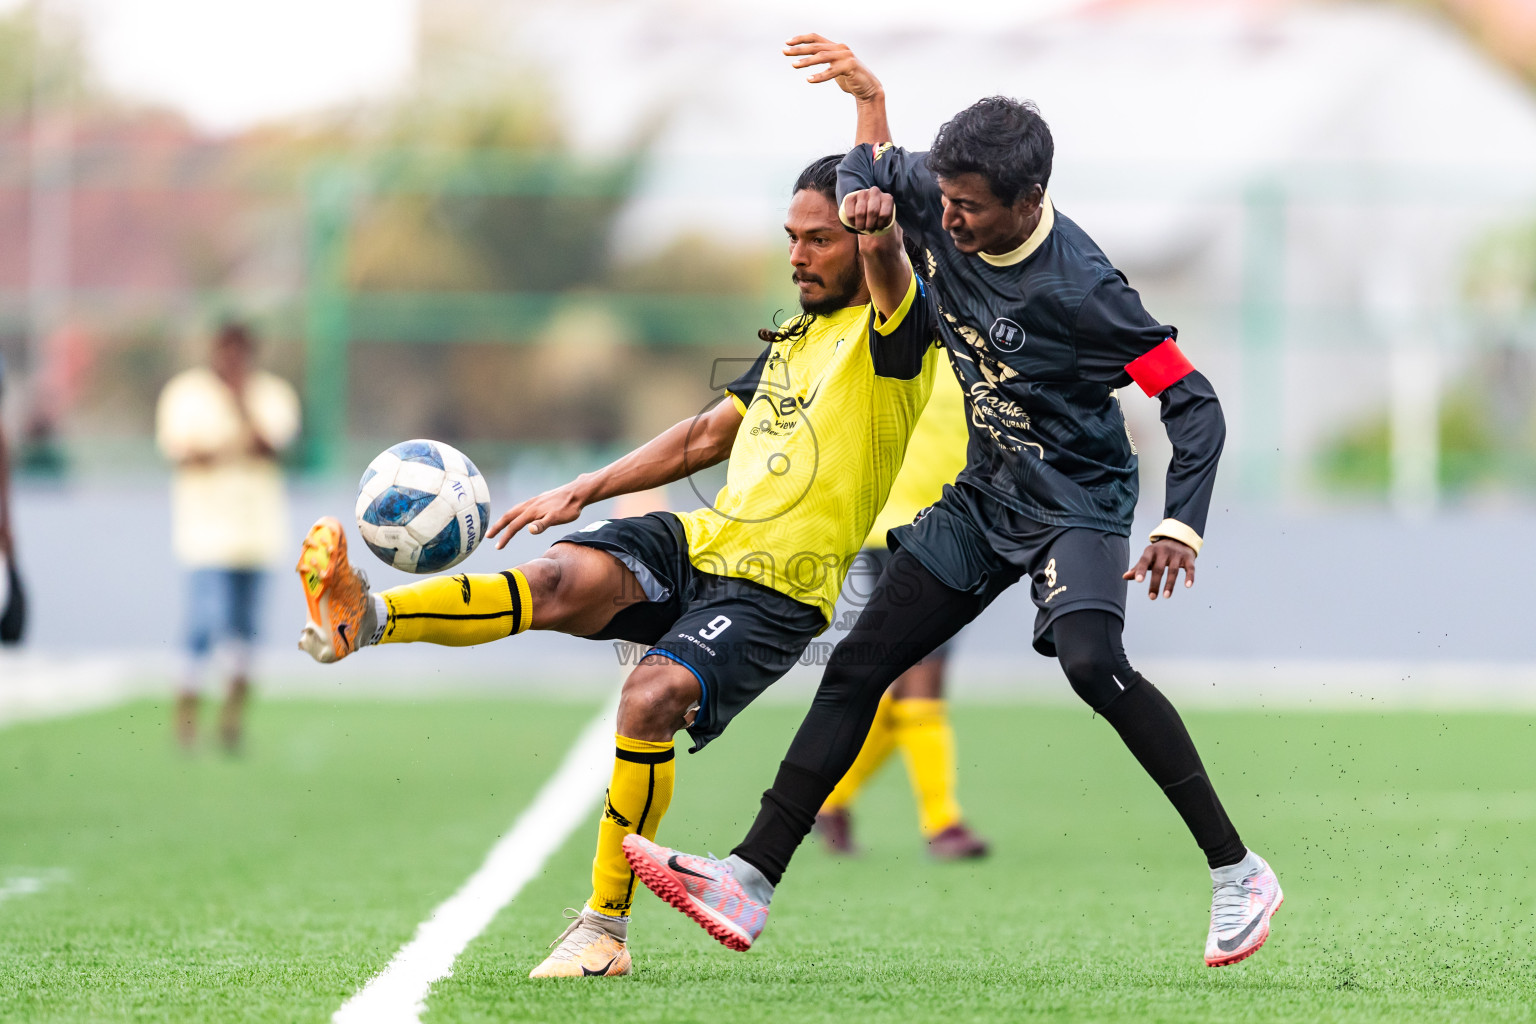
[6,0,419,133]
[1,0,1095,134]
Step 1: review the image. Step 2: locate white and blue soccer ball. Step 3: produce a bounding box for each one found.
[355,440,491,574]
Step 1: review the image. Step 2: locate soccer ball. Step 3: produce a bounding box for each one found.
[355,439,491,574]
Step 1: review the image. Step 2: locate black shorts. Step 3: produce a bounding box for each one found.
[556,512,826,751]
[887,482,1129,657]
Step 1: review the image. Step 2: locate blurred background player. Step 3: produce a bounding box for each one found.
[0,350,21,645]
[814,351,988,860]
[155,322,300,751]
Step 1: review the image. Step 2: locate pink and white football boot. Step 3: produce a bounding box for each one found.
[622,835,769,951]
[1205,850,1283,966]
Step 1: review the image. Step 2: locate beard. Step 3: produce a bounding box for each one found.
[794,256,864,316]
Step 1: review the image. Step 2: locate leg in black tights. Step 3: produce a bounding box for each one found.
[1051,609,1246,869]
[733,549,987,884]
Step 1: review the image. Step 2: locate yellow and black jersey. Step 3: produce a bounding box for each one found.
[866,345,968,548]
[674,275,938,624]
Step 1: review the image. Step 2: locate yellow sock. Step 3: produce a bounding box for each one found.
[589,735,675,918]
[893,698,962,837]
[823,694,897,812]
[377,570,532,646]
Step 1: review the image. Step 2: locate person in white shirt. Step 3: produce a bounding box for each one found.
[156,323,300,751]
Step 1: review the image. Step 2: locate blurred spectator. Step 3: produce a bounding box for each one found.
[0,351,23,644]
[155,323,299,752]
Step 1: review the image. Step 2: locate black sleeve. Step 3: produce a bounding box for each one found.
[867,274,937,380]
[1074,272,1221,542]
[723,347,769,411]
[1157,370,1225,540]
[1073,272,1178,386]
[838,144,945,244]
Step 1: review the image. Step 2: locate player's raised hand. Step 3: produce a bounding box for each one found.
[783,34,883,100]
[842,187,895,235]
[488,482,589,548]
[1124,538,1197,600]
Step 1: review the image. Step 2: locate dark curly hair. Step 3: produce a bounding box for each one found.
[927,96,1053,206]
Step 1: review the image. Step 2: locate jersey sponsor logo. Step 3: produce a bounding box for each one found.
[873,141,894,161]
[771,381,823,416]
[989,317,1026,353]
[967,383,1030,431]
[454,573,471,603]
[748,412,798,437]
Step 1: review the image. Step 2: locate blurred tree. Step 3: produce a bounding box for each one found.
[612,233,780,298]
[1318,3,1536,500]
[345,89,640,295]
[1319,351,1536,499]
[0,1,94,117]
[1465,220,1536,314]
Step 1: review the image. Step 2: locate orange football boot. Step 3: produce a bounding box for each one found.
[528,909,632,978]
[296,517,372,663]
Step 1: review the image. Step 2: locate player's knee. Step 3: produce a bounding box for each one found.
[518,557,562,605]
[1057,640,1132,711]
[619,662,698,733]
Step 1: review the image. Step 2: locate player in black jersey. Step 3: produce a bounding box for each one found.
[624,35,1283,968]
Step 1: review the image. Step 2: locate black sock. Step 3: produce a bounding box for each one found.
[1097,681,1247,869]
[733,761,835,886]
[1052,609,1246,870]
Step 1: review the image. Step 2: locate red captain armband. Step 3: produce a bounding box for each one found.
[1125,338,1194,397]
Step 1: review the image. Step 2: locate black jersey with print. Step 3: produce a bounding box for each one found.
[838,143,1225,540]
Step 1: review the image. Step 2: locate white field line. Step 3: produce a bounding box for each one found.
[0,653,154,729]
[333,693,618,1024]
[0,869,68,904]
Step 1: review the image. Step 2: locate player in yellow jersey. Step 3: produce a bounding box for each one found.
[294,154,938,978]
[814,349,989,860]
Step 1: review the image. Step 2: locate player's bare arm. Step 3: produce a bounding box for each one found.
[842,187,910,320]
[489,398,743,546]
[1125,537,1197,601]
[784,33,890,145]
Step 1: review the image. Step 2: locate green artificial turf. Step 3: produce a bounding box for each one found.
[0,696,1532,1023]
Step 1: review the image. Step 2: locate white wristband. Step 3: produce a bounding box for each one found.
[1148,518,1203,555]
[838,203,896,236]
